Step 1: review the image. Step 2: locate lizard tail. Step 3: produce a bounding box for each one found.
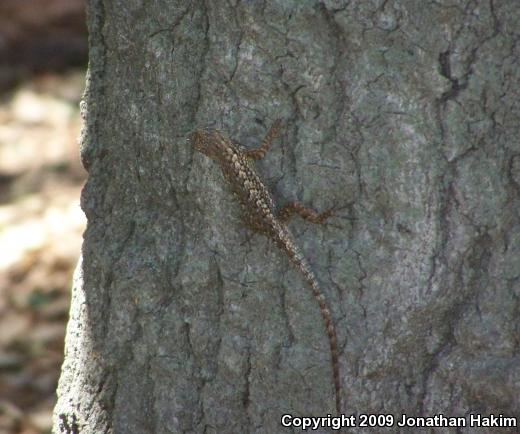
[284,244,342,415]
[302,262,342,416]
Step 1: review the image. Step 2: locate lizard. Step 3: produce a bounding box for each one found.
[191,120,342,415]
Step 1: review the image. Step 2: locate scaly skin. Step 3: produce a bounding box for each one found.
[191,121,342,414]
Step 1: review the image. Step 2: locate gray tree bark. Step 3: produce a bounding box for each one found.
[54,1,520,433]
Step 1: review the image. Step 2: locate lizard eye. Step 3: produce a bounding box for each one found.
[191,131,207,151]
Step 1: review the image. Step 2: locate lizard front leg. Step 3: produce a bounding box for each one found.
[244,119,283,160]
[277,202,334,224]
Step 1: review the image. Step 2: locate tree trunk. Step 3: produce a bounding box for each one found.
[54,1,520,433]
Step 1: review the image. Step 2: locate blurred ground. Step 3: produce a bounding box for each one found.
[0,70,86,434]
[0,0,87,91]
[0,1,87,433]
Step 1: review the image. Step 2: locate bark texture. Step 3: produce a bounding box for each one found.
[54,1,520,433]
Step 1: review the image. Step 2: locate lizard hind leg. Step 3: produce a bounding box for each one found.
[277,202,334,225]
[244,118,283,160]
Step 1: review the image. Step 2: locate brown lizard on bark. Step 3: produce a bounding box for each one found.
[191,120,342,415]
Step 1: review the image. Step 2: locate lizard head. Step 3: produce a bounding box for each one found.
[191,129,231,162]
